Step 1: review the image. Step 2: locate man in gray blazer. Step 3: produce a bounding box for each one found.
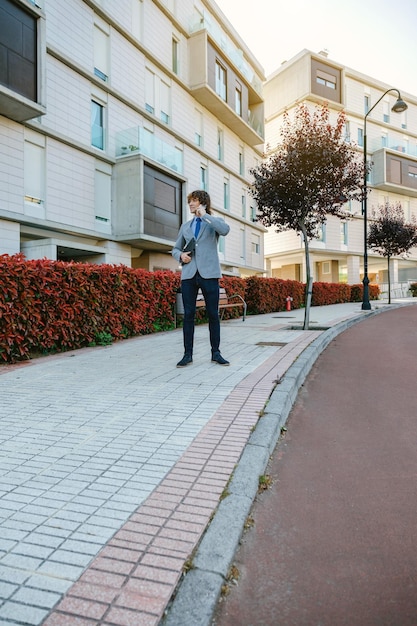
[172,190,230,367]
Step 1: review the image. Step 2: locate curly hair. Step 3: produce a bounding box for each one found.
[187,190,212,214]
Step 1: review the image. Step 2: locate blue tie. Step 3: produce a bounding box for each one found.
[195,217,202,238]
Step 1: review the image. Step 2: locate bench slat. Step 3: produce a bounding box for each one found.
[175,288,246,325]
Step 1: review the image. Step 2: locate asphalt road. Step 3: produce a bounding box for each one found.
[213,305,417,626]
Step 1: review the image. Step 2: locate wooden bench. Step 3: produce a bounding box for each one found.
[175,287,247,327]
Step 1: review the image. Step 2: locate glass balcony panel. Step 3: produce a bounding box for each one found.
[116,127,183,173]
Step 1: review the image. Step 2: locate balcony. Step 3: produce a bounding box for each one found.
[188,29,264,146]
[0,0,46,122]
[115,127,183,174]
[367,136,417,158]
[189,15,263,98]
[371,148,417,197]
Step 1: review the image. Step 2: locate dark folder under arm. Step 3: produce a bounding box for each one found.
[182,237,196,253]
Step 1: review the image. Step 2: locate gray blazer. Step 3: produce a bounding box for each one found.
[172,214,230,279]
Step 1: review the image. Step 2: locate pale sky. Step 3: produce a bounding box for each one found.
[215,0,417,98]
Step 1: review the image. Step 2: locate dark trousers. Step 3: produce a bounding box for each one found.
[181,273,220,356]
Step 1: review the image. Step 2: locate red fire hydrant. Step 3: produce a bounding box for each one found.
[286,296,293,311]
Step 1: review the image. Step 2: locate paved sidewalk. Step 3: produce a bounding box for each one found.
[0,299,413,625]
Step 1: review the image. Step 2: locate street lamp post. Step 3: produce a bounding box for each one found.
[361,89,408,310]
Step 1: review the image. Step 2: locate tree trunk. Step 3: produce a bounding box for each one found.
[301,224,313,330]
[387,254,391,304]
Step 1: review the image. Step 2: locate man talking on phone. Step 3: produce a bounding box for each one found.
[172,190,230,368]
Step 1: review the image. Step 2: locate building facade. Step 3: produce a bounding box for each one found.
[0,0,266,276]
[263,49,417,294]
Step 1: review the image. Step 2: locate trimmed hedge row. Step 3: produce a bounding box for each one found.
[0,254,380,363]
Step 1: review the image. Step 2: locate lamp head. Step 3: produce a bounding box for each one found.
[391,96,408,113]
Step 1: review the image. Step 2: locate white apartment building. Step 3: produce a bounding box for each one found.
[0,0,266,276]
[264,49,417,293]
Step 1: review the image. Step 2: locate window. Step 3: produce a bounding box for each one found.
[94,21,109,82]
[250,206,257,222]
[318,223,326,243]
[401,111,407,129]
[240,228,246,260]
[241,192,246,218]
[364,95,370,115]
[358,128,364,148]
[322,261,330,274]
[235,82,242,116]
[160,80,170,124]
[223,179,229,210]
[145,68,155,114]
[91,100,104,149]
[95,164,111,227]
[0,0,37,102]
[340,222,348,246]
[146,69,170,123]
[344,121,350,143]
[238,148,244,175]
[252,235,260,254]
[131,0,142,40]
[383,101,389,123]
[217,129,223,161]
[381,133,387,147]
[194,109,203,147]
[408,165,417,179]
[24,137,45,211]
[200,166,207,190]
[390,159,401,184]
[172,37,179,74]
[316,69,336,89]
[215,61,227,101]
[143,165,181,239]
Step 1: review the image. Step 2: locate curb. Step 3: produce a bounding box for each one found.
[162,310,377,626]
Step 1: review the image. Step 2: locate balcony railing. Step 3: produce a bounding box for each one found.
[367,137,417,158]
[115,127,183,173]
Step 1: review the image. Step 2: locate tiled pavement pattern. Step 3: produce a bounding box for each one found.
[0,304,367,625]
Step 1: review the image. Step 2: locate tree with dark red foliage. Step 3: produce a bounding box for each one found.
[249,103,366,329]
[368,202,417,304]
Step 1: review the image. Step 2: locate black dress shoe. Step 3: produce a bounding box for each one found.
[211,352,230,366]
[177,354,193,367]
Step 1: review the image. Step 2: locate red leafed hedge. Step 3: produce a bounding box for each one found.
[0,254,180,362]
[244,276,305,314]
[0,254,380,363]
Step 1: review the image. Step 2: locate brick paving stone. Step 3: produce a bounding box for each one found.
[25,574,74,594]
[43,614,96,626]
[78,569,127,589]
[103,606,159,626]
[130,565,179,585]
[90,557,135,576]
[55,595,108,619]
[0,601,49,625]
[114,589,165,613]
[66,581,119,604]
[10,587,61,609]
[0,581,18,600]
